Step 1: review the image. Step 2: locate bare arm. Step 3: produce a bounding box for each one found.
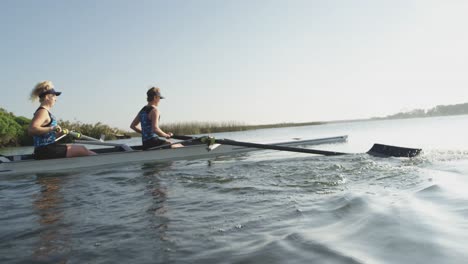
[130,114,142,134]
[150,108,172,138]
[28,109,56,136]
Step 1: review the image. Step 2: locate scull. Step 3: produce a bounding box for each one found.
[0,135,348,175]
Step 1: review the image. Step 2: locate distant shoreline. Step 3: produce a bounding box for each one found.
[2,101,468,148]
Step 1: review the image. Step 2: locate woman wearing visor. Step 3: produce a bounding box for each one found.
[130,87,182,150]
[28,81,96,159]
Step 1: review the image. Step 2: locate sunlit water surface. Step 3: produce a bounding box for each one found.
[1,116,468,264]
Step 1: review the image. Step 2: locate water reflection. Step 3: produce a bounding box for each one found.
[32,176,70,263]
[141,162,171,241]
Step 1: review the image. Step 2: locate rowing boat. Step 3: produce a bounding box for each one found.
[0,135,348,175]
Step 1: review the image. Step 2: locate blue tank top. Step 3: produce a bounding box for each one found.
[139,105,158,142]
[33,107,58,147]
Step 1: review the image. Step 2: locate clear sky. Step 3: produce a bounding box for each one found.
[1,0,467,130]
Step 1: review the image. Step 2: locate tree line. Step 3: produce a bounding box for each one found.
[0,108,31,147]
[375,102,468,120]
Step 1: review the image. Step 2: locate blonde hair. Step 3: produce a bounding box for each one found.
[30,80,54,102]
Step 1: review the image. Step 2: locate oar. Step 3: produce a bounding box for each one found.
[66,130,103,142]
[172,135,421,158]
[54,129,104,142]
[54,133,68,142]
[147,137,200,150]
[60,129,134,151]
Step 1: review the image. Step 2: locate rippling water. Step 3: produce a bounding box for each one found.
[1,116,468,263]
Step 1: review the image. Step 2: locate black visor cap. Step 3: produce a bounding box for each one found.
[39,89,62,98]
[147,90,164,99]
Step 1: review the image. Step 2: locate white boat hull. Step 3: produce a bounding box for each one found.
[0,135,347,175]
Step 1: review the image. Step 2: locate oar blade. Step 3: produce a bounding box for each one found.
[367,143,421,158]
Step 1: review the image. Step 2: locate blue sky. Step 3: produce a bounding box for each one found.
[1,0,467,129]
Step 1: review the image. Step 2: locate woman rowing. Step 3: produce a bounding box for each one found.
[28,81,96,159]
[130,87,182,150]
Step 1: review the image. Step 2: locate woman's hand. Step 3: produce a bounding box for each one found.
[51,125,64,136]
[165,132,173,139]
[52,125,62,133]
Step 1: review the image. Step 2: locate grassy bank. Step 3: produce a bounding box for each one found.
[156,121,327,136]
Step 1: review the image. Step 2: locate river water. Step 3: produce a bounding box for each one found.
[1,115,468,264]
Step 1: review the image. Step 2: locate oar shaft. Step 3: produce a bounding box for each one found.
[174,135,346,155]
[215,139,346,156]
[55,134,68,142]
[173,135,344,155]
[147,138,198,150]
[68,131,101,141]
[172,135,196,140]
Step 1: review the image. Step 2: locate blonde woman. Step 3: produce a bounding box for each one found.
[130,87,182,150]
[28,81,96,159]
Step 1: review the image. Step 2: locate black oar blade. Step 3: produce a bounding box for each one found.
[367,144,422,158]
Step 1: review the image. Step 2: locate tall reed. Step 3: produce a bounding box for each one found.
[159,121,326,135]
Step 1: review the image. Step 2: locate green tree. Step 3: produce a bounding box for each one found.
[0,110,23,146]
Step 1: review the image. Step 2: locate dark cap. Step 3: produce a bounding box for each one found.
[39,89,62,98]
[147,88,164,100]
